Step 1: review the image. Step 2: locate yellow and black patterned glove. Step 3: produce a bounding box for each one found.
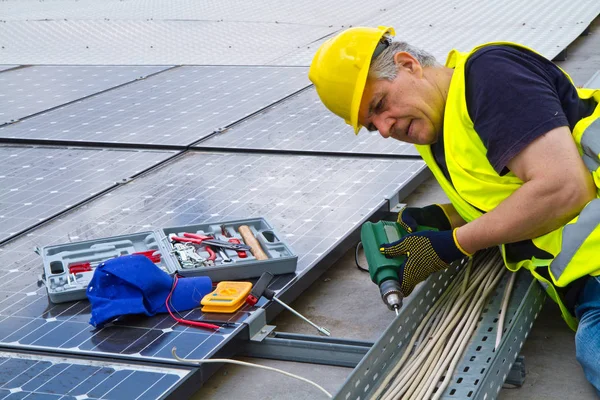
[397,204,453,233]
[379,229,471,296]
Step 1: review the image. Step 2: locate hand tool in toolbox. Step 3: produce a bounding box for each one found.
[170,233,251,251]
[200,281,253,313]
[221,225,247,258]
[238,225,268,260]
[67,250,162,274]
[170,233,245,265]
[361,220,436,315]
[217,248,233,264]
[170,233,217,262]
[246,272,331,336]
[171,242,212,268]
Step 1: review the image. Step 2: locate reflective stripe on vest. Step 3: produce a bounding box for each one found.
[549,117,600,285]
[550,199,600,284]
[580,117,600,192]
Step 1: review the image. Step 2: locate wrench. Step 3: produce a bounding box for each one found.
[218,248,233,264]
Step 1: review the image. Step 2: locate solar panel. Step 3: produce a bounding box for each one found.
[0,150,425,366]
[0,66,171,125]
[0,350,189,399]
[0,66,310,147]
[197,87,419,156]
[0,145,176,242]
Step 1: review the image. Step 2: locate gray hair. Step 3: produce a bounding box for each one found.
[369,41,440,81]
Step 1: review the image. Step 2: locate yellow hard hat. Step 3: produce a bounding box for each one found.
[309,26,395,134]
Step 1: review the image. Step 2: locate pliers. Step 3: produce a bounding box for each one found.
[170,233,217,262]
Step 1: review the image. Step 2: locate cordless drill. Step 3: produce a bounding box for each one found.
[360,220,435,314]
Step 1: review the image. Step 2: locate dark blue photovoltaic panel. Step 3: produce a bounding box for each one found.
[0,150,425,365]
[197,87,419,156]
[0,145,176,242]
[0,352,188,399]
[0,65,170,124]
[0,66,310,146]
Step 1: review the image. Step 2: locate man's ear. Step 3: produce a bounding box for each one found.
[393,52,422,76]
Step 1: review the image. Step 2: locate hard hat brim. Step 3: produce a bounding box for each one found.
[350,26,395,135]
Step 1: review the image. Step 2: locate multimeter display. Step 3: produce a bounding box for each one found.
[201,281,252,313]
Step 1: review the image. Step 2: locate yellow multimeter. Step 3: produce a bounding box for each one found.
[201,281,253,313]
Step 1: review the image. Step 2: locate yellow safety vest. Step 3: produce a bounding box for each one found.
[415,42,600,330]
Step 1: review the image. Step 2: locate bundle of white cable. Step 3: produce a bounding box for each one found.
[371,249,507,400]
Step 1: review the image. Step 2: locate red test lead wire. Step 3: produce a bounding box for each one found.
[165,275,220,331]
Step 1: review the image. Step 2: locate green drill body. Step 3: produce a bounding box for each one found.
[361,220,436,312]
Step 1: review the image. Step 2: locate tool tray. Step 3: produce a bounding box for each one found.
[40,217,297,303]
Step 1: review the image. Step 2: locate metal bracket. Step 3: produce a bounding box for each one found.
[250,325,276,342]
[244,308,272,341]
[504,355,526,387]
[553,48,568,61]
[389,202,406,213]
[386,166,432,213]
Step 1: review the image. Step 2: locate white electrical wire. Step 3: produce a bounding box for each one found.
[496,271,517,350]
[171,347,332,398]
[384,253,503,400]
[430,265,506,400]
[371,266,468,400]
[372,249,507,400]
[460,257,474,295]
[369,266,469,400]
[419,257,502,399]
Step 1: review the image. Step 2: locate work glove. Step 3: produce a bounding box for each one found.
[397,204,452,233]
[379,229,471,296]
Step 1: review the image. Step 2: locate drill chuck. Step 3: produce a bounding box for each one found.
[380,279,403,312]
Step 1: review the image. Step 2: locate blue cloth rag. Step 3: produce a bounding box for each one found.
[87,254,212,327]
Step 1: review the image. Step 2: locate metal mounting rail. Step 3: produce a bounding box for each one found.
[241,332,373,368]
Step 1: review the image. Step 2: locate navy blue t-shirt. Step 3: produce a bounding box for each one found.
[434,45,597,178]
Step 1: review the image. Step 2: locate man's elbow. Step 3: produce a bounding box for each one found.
[560,175,596,216]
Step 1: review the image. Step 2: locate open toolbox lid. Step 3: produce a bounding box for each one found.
[39,217,297,303]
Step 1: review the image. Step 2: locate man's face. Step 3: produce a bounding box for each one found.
[357,53,445,145]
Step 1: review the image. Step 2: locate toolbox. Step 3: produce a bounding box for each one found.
[40,217,297,303]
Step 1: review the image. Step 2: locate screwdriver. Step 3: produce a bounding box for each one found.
[246,272,331,336]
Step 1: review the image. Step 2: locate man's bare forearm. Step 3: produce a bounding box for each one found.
[455,178,594,254]
[454,126,595,255]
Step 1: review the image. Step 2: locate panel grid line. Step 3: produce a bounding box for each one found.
[100,370,136,400]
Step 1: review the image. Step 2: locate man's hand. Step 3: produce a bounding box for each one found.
[397,204,453,233]
[379,230,471,296]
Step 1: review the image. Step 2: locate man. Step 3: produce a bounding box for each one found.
[309,26,600,392]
